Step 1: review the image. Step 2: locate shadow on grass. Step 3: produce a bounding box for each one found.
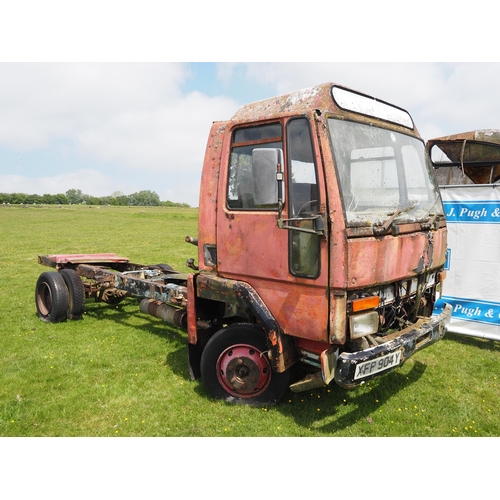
[60,299,431,425]
[76,299,184,339]
[79,298,192,376]
[275,361,428,434]
[445,332,500,352]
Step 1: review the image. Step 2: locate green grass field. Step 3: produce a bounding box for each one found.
[1,204,499,437]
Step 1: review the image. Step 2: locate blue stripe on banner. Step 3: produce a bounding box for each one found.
[444,200,500,223]
[435,296,500,325]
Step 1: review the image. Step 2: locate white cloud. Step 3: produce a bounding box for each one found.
[0,63,186,148]
[240,62,445,108]
[76,90,237,172]
[417,63,500,134]
[0,63,238,167]
[0,63,240,206]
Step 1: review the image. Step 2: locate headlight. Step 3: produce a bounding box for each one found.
[350,311,379,339]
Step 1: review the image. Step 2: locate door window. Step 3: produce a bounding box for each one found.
[227,123,282,210]
[287,118,320,278]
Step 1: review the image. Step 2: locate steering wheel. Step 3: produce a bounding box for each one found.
[296,200,318,217]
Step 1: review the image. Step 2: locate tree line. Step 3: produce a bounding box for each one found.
[0,189,190,207]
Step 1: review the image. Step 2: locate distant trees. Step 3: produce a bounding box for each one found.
[0,189,190,207]
[0,192,69,205]
[65,188,86,204]
[130,190,161,206]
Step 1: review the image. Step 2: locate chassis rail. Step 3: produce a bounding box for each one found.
[38,253,190,310]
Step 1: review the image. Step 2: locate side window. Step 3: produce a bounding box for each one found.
[288,118,319,216]
[287,118,320,278]
[227,123,283,210]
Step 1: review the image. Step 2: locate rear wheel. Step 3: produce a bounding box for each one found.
[200,324,290,405]
[35,272,69,323]
[59,269,85,320]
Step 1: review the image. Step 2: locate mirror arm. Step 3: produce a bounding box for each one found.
[274,155,325,236]
[278,215,326,236]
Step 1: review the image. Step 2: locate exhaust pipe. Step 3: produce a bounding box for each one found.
[140,299,187,329]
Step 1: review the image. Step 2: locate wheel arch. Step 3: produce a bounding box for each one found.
[192,274,298,376]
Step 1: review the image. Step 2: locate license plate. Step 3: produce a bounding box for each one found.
[354,350,402,380]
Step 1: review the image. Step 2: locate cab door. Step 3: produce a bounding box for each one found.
[216,118,330,343]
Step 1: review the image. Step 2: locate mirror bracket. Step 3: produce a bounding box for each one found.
[277,215,326,236]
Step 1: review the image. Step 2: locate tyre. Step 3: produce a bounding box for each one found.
[59,269,85,320]
[200,324,290,405]
[35,272,69,323]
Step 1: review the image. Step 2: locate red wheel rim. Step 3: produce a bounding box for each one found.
[216,344,271,398]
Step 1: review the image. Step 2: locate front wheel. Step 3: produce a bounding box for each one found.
[200,324,290,405]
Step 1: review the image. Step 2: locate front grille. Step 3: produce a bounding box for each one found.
[347,270,441,342]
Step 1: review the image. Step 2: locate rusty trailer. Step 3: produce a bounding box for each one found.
[36,253,189,327]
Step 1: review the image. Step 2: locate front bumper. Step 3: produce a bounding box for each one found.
[334,303,452,389]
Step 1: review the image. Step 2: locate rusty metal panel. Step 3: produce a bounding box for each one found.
[197,121,227,272]
[217,212,290,279]
[346,227,448,288]
[248,278,330,342]
[195,273,298,371]
[215,198,330,342]
[329,291,347,344]
[428,129,500,184]
[231,84,329,123]
[38,253,129,268]
[314,112,349,291]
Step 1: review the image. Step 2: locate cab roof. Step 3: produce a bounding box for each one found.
[230,82,415,132]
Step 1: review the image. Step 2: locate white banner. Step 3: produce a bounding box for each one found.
[434,184,500,340]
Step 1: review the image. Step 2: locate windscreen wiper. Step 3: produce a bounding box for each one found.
[373,205,415,236]
[420,212,440,230]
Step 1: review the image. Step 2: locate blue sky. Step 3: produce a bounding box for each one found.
[183,63,276,103]
[2,62,500,207]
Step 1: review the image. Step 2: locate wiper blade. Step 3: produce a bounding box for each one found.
[373,205,415,236]
[420,213,440,230]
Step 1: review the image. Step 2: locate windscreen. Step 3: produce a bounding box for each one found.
[328,119,444,227]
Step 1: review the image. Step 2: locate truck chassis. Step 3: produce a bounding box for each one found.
[36,253,189,325]
[35,250,296,405]
[35,249,451,406]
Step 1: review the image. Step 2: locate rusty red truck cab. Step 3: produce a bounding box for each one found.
[36,82,451,406]
[194,82,451,398]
